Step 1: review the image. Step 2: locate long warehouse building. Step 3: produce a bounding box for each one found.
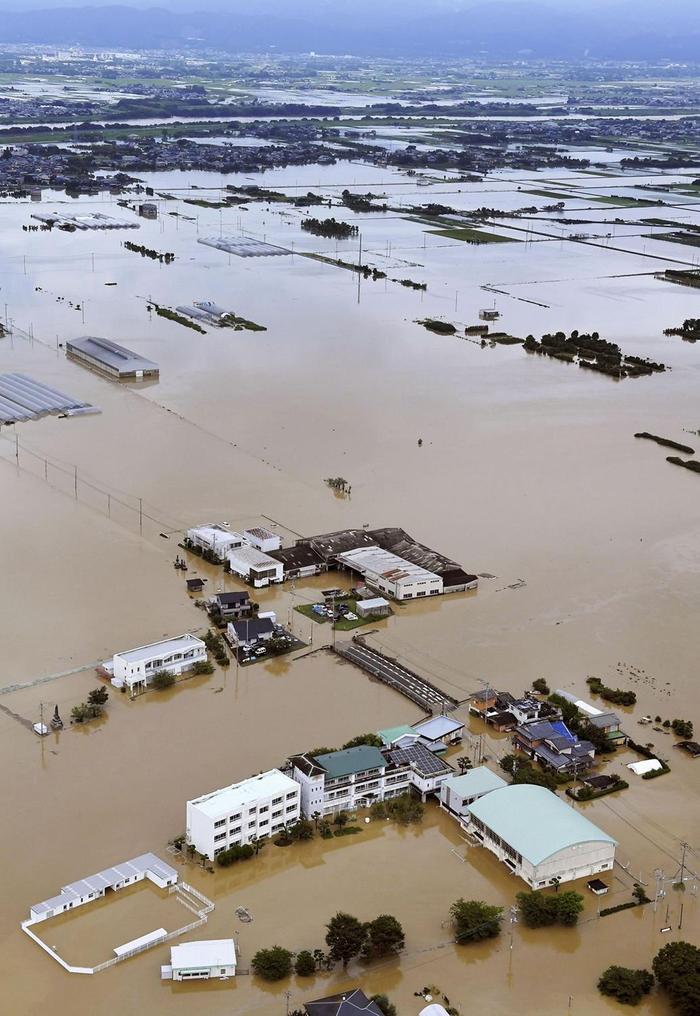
[66,336,159,381]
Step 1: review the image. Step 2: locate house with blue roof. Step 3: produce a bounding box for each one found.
[513,719,595,775]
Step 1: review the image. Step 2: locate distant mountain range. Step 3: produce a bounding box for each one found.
[0,1,698,60]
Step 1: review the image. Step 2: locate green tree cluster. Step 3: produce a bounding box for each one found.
[499,754,558,792]
[216,842,255,867]
[598,965,654,1005]
[370,792,424,824]
[251,945,293,981]
[653,941,700,1016]
[71,685,110,722]
[516,889,584,927]
[294,950,316,976]
[325,911,405,967]
[450,898,503,943]
[151,669,176,689]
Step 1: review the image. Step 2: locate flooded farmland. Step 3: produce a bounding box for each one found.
[2,134,700,1015]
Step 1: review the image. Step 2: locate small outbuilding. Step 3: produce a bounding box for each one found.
[161,938,236,981]
[412,714,464,748]
[440,766,508,817]
[355,597,391,618]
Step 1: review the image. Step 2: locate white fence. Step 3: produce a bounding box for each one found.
[22,882,215,975]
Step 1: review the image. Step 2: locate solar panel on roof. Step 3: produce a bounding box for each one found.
[389,744,449,776]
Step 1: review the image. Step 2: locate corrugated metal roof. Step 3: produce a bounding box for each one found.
[315,745,386,780]
[0,372,93,424]
[66,336,159,377]
[467,785,616,865]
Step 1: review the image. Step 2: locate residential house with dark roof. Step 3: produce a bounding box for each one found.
[513,719,595,775]
[210,590,254,621]
[586,711,627,747]
[304,988,383,1016]
[226,617,275,648]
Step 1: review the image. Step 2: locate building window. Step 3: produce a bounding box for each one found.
[214,819,226,828]
[259,805,269,813]
[272,809,282,818]
[215,832,227,842]
[272,796,283,805]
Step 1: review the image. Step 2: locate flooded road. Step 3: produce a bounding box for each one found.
[2,156,700,1014]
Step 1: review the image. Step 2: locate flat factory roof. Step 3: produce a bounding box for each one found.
[228,545,280,569]
[188,769,298,819]
[189,524,243,544]
[115,633,205,665]
[467,785,617,866]
[337,546,441,584]
[67,336,159,376]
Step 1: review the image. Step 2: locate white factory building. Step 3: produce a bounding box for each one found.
[186,769,301,860]
[162,939,236,981]
[227,545,283,588]
[336,546,443,601]
[107,634,207,693]
[243,527,282,553]
[463,784,617,888]
[186,524,245,562]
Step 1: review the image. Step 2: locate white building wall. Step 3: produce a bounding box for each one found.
[465,818,616,888]
[292,768,326,818]
[187,775,301,860]
[243,529,282,553]
[112,637,207,689]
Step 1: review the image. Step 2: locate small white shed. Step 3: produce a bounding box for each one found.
[162,938,236,981]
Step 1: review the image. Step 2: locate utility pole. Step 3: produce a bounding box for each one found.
[15,432,19,464]
[74,465,78,498]
[138,497,143,536]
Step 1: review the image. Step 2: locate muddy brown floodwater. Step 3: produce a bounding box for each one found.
[1,159,700,1014]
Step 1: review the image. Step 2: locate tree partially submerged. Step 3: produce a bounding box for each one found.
[450,898,503,943]
[653,941,700,1016]
[251,945,293,981]
[325,912,367,967]
[516,889,584,928]
[363,914,405,959]
[598,965,654,1005]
